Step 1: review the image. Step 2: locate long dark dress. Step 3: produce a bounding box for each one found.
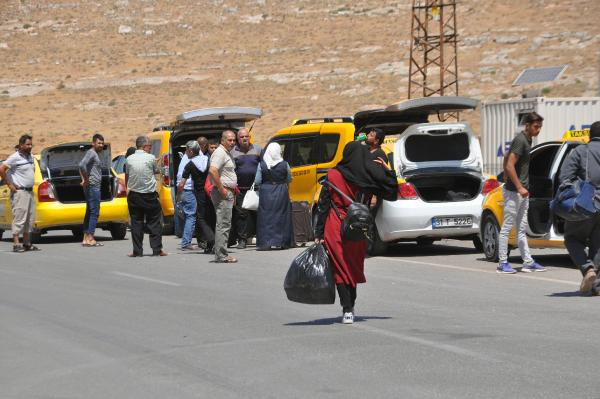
[316,168,371,286]
[256,160,295,250]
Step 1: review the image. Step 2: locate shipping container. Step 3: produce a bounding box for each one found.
[480,97,600,174]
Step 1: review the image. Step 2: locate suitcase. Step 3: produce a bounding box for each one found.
[291,201,314,245]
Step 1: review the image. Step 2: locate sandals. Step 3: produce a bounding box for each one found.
[216,256,237,263]
[13,244,41,252]
[23,244,41,251]
[82,242,104,247]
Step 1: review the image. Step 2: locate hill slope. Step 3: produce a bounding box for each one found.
[1,0,598,156]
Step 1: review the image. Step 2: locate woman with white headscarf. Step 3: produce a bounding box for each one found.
[254,142,294,250]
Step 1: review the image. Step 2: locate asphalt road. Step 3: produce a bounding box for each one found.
[1,231,598,399]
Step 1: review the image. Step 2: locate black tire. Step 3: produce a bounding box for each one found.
[481,212,500,262]
[29,232,42,244]
[161,215,174,235]
[110,223,127,240]
[473,235,484,252]
[416,238,435,246]
[0,229,3,240]
[71,228,84,242]
[367,223,388,256]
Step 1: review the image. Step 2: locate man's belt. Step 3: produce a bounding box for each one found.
[16,187,33,191]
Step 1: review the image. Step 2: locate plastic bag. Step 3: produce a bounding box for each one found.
[284,243,335,304]
[242,184,259,211]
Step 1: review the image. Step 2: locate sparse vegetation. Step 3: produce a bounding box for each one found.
[108,99,117,106]
[542,87,552,95]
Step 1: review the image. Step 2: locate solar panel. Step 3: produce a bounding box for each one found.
[512,65,567,86]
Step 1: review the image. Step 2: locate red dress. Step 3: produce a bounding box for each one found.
[323,168,370,287]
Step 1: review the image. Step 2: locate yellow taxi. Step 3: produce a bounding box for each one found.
[145,128,175,234]
[480,129,590,261]
[268,117,357,209]
[151,107,263,235]
[0,142,129,242]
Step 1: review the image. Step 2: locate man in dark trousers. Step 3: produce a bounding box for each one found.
[229,127,262,249]
[125,136,167,257]
[560,121,600,294]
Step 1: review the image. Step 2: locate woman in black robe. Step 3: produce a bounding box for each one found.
[254,142,295,250]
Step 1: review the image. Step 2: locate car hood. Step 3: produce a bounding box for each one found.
[394,123,483,175]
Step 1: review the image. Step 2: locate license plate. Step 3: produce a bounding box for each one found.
[432,216,473,229]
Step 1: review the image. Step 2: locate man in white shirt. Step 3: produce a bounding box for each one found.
[0,134,38,252]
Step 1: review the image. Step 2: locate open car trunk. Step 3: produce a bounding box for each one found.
[405,168,482,202]
[169,107,263,184]
[40,143,115,203]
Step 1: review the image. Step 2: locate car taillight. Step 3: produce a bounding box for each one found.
[116,178,127,198]
[481,178,500,195]
[38,181,56,202]
[162,154,170,186]
[398,182,419,200]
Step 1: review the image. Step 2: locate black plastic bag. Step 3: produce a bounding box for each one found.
[284,244,336,304]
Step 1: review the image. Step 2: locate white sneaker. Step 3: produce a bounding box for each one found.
[342,312,354,324]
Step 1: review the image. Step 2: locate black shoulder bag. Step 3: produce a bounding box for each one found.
[325,181,373,241]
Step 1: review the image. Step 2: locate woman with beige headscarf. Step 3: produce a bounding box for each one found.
[254,142,294,250]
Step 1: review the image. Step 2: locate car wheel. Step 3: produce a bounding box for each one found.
[416,238,435,246]
[482,213,500,262]
[110,223,127,240]
[29,232,42,244]
[473,236,484,252]
[161,215,174,235]
[0,229,3,240]
[367,223,388,256]
[71,228,84,242]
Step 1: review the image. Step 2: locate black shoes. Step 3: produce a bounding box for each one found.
[236,239,247,249]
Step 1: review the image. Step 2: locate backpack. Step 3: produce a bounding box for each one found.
[550,147,600,221]
[325,181,373,241]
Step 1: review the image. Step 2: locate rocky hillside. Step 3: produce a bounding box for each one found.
[1,0,599,157]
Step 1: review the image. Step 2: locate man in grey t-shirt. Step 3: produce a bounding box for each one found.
[497,112,546,274]
[208,130,238,263]
[79,133,105,247]
[0,134,38,252]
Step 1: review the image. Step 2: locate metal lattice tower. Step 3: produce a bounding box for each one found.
[408,0,459,104]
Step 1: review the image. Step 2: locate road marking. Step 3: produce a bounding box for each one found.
[379,257,579,286]
[111,271,181,287]
[354,323,495,361]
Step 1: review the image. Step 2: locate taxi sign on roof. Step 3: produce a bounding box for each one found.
[562,129,589,139]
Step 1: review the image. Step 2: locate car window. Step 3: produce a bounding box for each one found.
[112,156,127,174]
[318,134,339,164]
[529,144,561,177]
[405,132,470,162]
[151,140,161,157]
[289,137,318,167]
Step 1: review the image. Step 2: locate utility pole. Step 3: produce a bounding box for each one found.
[408,0,459,119]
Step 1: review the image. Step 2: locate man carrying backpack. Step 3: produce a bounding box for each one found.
[559,121,600,295]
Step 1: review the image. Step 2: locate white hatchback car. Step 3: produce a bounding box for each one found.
[354,97,500,255]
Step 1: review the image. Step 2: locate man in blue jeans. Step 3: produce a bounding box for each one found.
[79,133,105,247]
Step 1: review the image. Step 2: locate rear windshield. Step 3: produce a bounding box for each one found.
[405,132,470,162]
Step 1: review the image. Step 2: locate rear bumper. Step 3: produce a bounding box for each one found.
[34,197,129,230]
[376,197,483,242]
